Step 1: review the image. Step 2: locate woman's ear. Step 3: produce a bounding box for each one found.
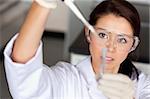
[84,27,91,43]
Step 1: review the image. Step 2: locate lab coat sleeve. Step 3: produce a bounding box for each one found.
[137,73,150,99]
[4,34,51,99]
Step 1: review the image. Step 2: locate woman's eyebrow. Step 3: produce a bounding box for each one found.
[95,27,133,37]
[118,33,133,38]
[94,27,106,31]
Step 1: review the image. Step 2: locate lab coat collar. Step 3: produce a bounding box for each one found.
[76,56,97,87]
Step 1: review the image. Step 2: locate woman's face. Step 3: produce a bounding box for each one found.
[87,14,134,74]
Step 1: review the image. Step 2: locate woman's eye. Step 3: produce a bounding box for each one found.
[118,38,127,44]
[98,32,108,39]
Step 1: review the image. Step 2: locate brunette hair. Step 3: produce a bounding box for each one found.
[89,0,141,80]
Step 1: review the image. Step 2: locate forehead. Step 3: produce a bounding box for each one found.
[95,14,133,36]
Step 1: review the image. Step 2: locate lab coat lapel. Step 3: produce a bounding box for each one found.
[76,56,97,87]
[76,56,106,99]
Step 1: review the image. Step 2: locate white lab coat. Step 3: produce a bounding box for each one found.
[4,34,150,99]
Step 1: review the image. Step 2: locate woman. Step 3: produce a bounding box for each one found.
[4,0,150,99]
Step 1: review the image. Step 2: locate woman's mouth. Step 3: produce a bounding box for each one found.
[101,56,114,63]
[106,57,114,61]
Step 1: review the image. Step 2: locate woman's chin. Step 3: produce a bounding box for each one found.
[104,69,113,73]
[103,67,118,74]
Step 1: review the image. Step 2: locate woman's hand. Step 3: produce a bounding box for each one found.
[98,74,134,99]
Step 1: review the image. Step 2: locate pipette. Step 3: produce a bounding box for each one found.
[62,0,97,34]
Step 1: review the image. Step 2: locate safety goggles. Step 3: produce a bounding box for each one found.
[89,27,140,52]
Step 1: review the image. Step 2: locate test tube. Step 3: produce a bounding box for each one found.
[96,48,107,81]
[101,48,107,75]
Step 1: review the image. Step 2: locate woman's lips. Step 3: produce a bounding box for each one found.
[101,56,114,62]
[106,57,114,61]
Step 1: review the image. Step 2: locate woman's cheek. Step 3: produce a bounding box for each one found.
[89,41,101,60]
[118,52,129,64]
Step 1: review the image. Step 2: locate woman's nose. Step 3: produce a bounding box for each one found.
[105,39,117,52]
